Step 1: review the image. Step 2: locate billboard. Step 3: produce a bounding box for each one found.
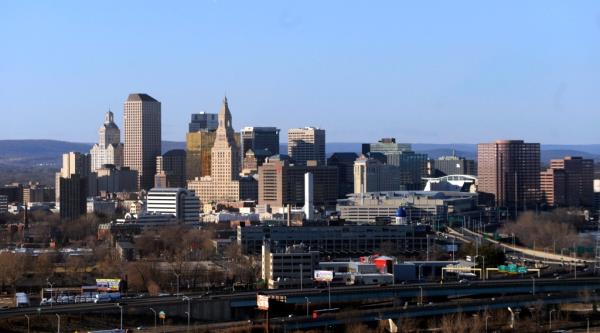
[96,278,121,292]
[314,270,334,282]
[257,294,269,311]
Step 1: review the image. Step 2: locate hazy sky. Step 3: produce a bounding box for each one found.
[1,1,600,144]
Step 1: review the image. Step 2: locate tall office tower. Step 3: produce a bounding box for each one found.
[59,174,87,221]
[241,127,280,163]
[96,165,138,194]
[327,152,358,198]
[540,156,594,207]
[188,98,256,203]
[362,138,428,190]
[429,153,476,177]
[90,110,124,172]
[186,131,217,181]
[540,168,567,208]
[56,152,92,220]
[258,157,338,209]
[22,183,54,204]
[55,152,92,205]
[124,93,161,191]
[212,97,240,182]
[362,138,411,155]
[353,155,403,193]
[189,112,218,132]
[287,127,326,165]
[477,140,540,210]
[154,149,186,188]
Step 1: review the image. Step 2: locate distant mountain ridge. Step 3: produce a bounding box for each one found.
[1,139,600,167]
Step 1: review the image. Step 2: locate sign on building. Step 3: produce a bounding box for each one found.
[257,294,269,311]
[314,270,334,282]
[96,278,121,292]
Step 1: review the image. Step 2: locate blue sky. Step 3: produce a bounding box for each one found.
[1,1,600,144]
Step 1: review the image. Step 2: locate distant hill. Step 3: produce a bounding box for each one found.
[1,140,599,168]
[0,140,185,167]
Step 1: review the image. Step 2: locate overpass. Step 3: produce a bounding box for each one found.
[447,227,593,264]
[1,278,600,323]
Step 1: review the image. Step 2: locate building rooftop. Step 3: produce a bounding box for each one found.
[127,93,158,102]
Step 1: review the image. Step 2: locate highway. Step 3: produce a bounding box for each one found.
[1,277,599,319]
[448,226,593,264]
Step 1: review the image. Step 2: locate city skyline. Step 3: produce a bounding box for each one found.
[2,1,600,143]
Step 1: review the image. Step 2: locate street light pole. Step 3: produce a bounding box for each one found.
[183,296,191,332]
[549,309,556,330]
[150,308,157,330]
[55,314,61,333]
[419,287,423,306]
[24,314,30,333]
[300,264,303,291]
[47,278,54,309]
[117,303,123,330]
[305,297,310,318]
[531,277,535,295]
[327,282,331,309]
[174,272,180,297]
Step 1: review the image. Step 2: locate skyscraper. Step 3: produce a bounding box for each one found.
[124,93,161,191]
[327,152,358,198]
[187,97,257,203]
[186,131,217,181]
[241,126,280,163]
[477,140,540,210]
[189,112,218,132]
[154,149,187,188]
[541,156,594,207]
[90,110,124,172]
[258,157,338,209]
[55,152,92,205]
[429,153,476,177]
[362,138,428,190]
[353,155,403,193]
[287,127,326,165]
[56,152,92,221]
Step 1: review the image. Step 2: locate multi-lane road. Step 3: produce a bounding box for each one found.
[2,277,600,320]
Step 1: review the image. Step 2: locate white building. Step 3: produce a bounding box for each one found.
[146,188,200,223]
[262,242,319,289]
[90,111,124,172]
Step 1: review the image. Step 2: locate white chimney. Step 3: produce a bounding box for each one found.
[303,172,314,220]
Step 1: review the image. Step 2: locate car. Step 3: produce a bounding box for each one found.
[40,298,56,306]
[459,279,470,284]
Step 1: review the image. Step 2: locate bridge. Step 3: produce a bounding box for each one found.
[1,278,599,325]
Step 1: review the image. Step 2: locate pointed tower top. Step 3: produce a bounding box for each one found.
[220,95,231,117]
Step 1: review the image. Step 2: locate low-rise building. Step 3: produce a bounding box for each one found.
[262,243,319,289]
[238,224,431,256]
[146,188,200,223]
[337,191,478,224]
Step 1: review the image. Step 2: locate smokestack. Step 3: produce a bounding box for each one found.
[303,172,314,221]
